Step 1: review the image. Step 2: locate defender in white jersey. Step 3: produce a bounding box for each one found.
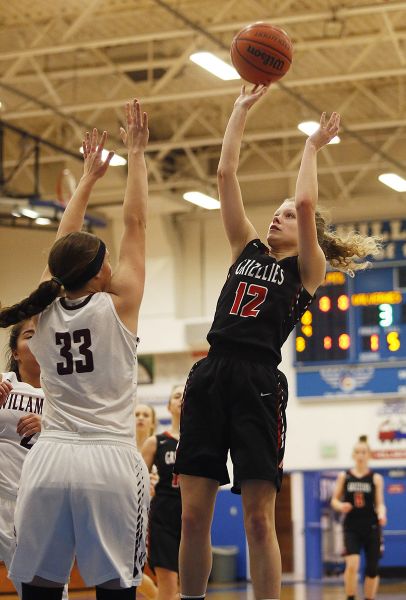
[0,320,42,598]
[0,321,68,600]
[1,100,149,600]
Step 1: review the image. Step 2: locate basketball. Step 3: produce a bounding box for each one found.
[230,22,293,85]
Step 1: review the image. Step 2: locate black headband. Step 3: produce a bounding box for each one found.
[63,240,107,291]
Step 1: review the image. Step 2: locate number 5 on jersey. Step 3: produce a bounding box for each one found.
[56,329,94,375]
[230,282,268,318]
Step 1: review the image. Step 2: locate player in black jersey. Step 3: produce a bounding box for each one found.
[142,385,183,600]
[174,84,381,600]
[331,436,386,600]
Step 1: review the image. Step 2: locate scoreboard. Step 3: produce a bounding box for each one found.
[295,268,406,364]
[295,218,406,399]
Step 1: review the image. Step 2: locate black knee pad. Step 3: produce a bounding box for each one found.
[22,583,64,600]
[95,586,136,599]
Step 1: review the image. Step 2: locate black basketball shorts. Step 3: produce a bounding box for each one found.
[343,524,381,563]
[173,349,288,494]
[148,494,182,573]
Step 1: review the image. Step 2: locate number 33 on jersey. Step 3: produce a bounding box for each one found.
[56,329,94,375]
[28,293,139,436]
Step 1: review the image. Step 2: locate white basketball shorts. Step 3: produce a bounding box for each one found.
[9,433,149,588]
[0,494,22,597]
[0,493,16,570]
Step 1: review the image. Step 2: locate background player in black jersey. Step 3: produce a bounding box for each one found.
[142,384,184,600]
[174,84,381,600]
[331,435,386,600]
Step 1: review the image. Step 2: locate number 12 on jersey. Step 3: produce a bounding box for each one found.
[230,282,268,318]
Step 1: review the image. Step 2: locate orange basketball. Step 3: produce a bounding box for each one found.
[230,22,293,85]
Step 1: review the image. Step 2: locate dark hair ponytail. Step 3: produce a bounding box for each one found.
[0,279,61,328]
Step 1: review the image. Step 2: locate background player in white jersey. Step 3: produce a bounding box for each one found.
[0,98,149,600]
[0,321,69,600]
[0,320,42,598]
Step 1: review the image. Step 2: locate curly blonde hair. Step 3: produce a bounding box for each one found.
[315,211,382,276]
[280,199,382,275]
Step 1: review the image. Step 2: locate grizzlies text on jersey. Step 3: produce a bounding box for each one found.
[207,239,313,364]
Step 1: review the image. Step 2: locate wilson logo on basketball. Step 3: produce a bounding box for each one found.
[246,45,284,70]
[253,32,292,52]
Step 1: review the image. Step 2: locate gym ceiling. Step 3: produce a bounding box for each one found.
[1,0,406,224]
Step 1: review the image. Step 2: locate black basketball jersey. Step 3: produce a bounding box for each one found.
[154,432,180,497]
[207,239,313,364]
[343,470,378,530]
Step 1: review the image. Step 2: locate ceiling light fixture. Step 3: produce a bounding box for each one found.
[378,173,406,192]
[20,207,39,219]
[183,191,220,210]
[35,217,52,225]
[189,52,240,81]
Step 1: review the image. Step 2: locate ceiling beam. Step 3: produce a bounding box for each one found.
[1,19,57,79]
[60,0,102,42]
[3,117,406,159]
[144,117,406,152]
[383,12,406,66]
[1,58,176,84]
[338,127,405,198]
[1,2,406,61]
[143,161,390,192]
[4,29,406,87]
[28,57,63,107]
[4,66,406,121]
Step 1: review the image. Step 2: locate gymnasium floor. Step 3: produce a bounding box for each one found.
[2,581,406,599]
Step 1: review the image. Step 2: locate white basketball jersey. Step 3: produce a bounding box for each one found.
[29,292,138,439]
[0,371,43,498]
